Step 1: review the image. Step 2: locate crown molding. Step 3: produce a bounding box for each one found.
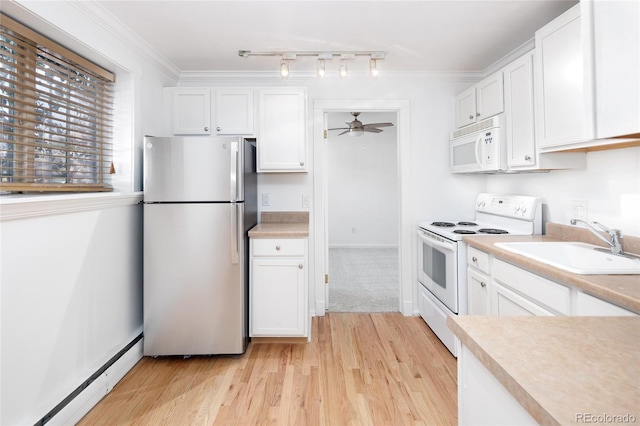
[484,37,535,76]
[67,0,181,80]
[177,70,485,85]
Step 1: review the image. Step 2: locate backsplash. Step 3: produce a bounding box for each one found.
[546,222,640,255]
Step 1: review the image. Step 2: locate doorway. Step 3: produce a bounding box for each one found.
[325,111,399,312]
[312,99,412,317]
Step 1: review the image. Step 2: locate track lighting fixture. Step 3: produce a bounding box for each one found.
[370,59,378,78]
[317,59,326,78]
[339,61,348,78]
[239,50,386,78]
[280,59,289,77]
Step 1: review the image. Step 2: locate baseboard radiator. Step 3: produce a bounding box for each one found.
[35,334,143,425]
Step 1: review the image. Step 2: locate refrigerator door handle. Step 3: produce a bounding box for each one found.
[230,141,239,202]
[231,204,239,264]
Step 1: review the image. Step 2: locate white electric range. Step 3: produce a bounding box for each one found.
[416,193,541,356]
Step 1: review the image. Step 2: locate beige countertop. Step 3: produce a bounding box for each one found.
[448,315,640,425]
[248,211,309,238]
[462,226,640,313]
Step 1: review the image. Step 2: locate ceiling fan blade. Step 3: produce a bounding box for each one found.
[364,127,383,133]
[363,122,394,128]
[328,127,349,131]
[337,130,350,136]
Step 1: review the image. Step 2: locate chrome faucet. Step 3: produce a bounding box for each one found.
[570,219,624,255]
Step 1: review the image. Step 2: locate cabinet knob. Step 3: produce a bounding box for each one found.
[298,264,303,269]
[204,126,209,132]
[472,256,478,262]
[469,115,474,120]
[300,162,304,166]
[524,155,531,161]
[480,282,486,288]
[275,245,281,251]
[476,112,481,117]
[216,126,221,131]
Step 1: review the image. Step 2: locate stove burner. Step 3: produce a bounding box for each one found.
[478,228,509,234]
[453,229,477,234]
[432,221,455,227]
[457,221,478,226]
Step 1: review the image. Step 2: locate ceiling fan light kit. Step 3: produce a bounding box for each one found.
[239,50,385,79]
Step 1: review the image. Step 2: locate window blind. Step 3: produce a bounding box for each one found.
[1,14,114,193]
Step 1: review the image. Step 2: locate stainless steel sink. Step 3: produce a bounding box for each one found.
[495,242,640,275]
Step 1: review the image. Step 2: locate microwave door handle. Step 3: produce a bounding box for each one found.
[474,134,483,167]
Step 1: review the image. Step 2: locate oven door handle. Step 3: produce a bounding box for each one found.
[418,231,457,253]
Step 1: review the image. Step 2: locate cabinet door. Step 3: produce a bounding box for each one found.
[492,282,554,316]
[574,292,637,317]
[535,5,586,149]
[476,71,504,121]
[172,88,211,135]
[467,268,489,315]
[504,52,536,168]
[251,258,306,336]
[455,86,477,128]
[258,89,307,172]
[589,1,640,139]
[215,89,254,135]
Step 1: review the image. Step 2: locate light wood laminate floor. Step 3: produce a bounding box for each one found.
[79,313,457,425]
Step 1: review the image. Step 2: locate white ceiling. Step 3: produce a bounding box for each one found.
[95,0,577,75]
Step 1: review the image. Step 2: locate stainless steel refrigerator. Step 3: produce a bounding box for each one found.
[142,136,257,356]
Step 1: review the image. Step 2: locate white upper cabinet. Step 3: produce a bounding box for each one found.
[504,51,585,171]
[535,5,587,149]
[535,2,640,152]
[214,89,254,135]
[258,88,307,173]
[504,52,536,168]
[172,88,211,135]
[455,71,504,128]
[587,0,640,140]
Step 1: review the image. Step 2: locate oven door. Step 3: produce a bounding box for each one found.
[417,229,459,313]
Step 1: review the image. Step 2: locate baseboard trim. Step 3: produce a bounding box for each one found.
[36,334,143,426]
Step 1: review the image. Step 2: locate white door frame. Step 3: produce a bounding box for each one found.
[312,99,413,316]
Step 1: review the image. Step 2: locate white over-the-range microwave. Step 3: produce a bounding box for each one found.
[450,115,508,173]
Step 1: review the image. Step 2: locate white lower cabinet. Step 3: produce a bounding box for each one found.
[574,291,636,317]
[250,238,308,337]
[492,259,570,316]
[458,345,537,426]
[467,247,491,315]
[466,245,636,317]
[492,281,555,316]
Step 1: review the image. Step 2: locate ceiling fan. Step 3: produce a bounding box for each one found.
[328,112,394,137]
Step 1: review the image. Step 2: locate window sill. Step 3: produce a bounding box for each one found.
[0,192,143,221]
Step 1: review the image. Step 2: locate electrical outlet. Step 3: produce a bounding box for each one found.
[261,193,270,206]
[302,195,310,209]
[570,200,588,221]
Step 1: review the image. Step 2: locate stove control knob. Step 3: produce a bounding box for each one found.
[521,206,527,214]
[515,205,521,212]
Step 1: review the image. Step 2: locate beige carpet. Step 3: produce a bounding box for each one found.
[328,247,399,312]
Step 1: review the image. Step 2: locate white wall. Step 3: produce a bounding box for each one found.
[327,112,398,247]
[486,147,640,236]
[0,1,176,423]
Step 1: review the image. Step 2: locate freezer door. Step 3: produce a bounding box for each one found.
[143,203,246,355]
[143,136,244,202]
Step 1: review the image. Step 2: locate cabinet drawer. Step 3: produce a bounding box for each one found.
[468,247,490,274]
[493,259,570,315]
[252,238,305,256]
